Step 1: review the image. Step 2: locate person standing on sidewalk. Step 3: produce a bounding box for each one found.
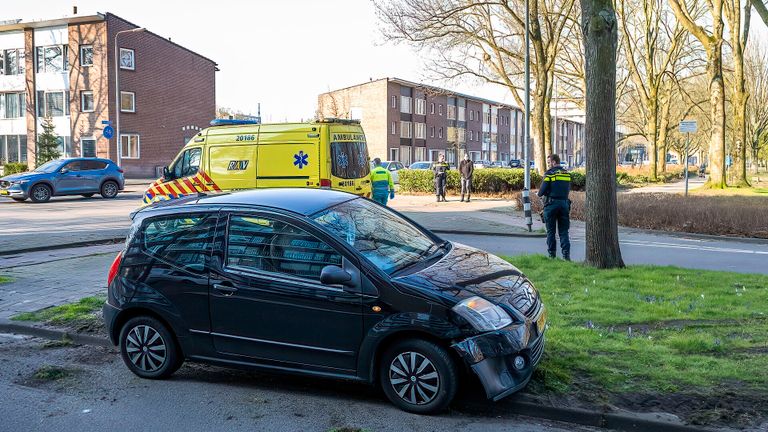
[433,153,450,202]
[459,153,474,202]
[537,154,572,260]
[369,158,395,206]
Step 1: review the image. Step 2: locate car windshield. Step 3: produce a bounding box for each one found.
[33,160,63,173]
[312,198,438,275]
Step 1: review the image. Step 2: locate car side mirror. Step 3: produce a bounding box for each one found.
[320,265,353,286]
[60,168,69,174]
[162,166,171,180]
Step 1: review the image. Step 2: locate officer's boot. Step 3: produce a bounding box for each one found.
[466,193,471,203]
[460,193,465,202]
[563,250,571,261]
[436,194,441,202]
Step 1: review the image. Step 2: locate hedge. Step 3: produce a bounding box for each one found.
[399,168,543,194]
[2,163,28,176]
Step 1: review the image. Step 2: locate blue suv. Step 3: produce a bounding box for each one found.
[0,158,125,203]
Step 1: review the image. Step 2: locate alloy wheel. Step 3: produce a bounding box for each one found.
[32,185,50,202]
[388,351,440,405]
[103,182,118,198]
[124,324,167,372]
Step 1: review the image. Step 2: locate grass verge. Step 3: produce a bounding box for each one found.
[511,255,768,425]
[12,296,105,330]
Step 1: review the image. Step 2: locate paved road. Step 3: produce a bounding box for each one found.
[0,333,597,432]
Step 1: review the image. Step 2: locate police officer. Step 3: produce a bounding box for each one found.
[370,158,395,205]
[433,153,450,202]
[537,154,571,260]
[459,153,474,202]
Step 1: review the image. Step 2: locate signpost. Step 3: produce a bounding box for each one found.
[102,120,114,140]
[679,120,697,196]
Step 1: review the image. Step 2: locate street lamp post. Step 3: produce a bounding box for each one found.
[522,0,532,231]
[114,27,145,168]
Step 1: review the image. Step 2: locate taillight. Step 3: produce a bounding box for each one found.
[107,251,123,286]
[117,168,124,173]
[320,179,332,188]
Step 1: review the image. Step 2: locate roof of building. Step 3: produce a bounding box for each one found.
[0,12,216,67]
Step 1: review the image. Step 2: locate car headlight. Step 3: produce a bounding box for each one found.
[452,296,512,331]
[11,180,29,185]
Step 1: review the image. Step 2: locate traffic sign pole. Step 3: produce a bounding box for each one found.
[684,132,690,197]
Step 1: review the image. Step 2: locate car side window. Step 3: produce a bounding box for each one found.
[172,148,202,178]
[63,161,82,172]
[142,213,217,273]
[226,215,342,281]
[82,160,107,170]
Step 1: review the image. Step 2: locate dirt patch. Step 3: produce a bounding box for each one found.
[16,364,80,389]
[67,345,117,366]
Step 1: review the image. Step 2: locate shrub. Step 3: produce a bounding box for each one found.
[3,162,29,175]
[399,168,542,195]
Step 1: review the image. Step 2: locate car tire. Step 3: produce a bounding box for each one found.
[100,181,119,199]
[29,184,52,203]
[81,193,95,198]
[119,316,182,379]
[379,339,458,414]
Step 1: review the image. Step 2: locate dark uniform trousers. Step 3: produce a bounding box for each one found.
[544,199,570,258]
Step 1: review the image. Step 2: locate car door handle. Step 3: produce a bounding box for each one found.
[213,283,238,295]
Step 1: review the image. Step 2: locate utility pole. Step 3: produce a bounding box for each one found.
[679,120,697,196]
[522,0,532,232]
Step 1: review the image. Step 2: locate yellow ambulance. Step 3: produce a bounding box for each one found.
[142,118,372,205]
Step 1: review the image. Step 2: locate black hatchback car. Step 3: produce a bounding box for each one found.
[104,188,546,413]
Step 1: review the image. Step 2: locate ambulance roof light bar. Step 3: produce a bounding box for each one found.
[210,119,260,127]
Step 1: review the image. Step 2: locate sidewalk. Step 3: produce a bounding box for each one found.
[623,176,706,194]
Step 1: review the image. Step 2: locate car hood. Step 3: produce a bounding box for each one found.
[1,172,38,182]
[394,242,540,314]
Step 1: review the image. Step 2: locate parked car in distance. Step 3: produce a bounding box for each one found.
[370,160,404,184]
[0,158,124,203]
[489,161,509,169]
[509,159,522,168]
[473,160,493,169]
[409,161,433,170]
[104,188,547,414]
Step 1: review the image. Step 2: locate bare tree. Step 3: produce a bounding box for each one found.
[375,0,576,174]
[725,0,752,186]
[750,0,768,24]
[668,0,728,188]
[745,39,768,173]
[581,0,624,268]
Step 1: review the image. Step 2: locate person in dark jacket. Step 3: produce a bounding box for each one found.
[433,153,450,202]
[538,154,571,260]
[458,153,474,202]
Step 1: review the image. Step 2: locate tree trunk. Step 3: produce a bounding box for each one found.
[581,0,625,269]
[532,71,550,175]
[647,95,658,179]
[730,2,750,186]
[707,41,727,189]
[657,93,672,173]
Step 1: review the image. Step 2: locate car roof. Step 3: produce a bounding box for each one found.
[60,157,113,163]
[144,188,359,217]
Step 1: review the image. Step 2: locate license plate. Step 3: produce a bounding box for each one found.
[0,190,8,195]
[536,308,547,333]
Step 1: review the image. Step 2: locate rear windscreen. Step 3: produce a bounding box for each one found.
[331,141,370,179]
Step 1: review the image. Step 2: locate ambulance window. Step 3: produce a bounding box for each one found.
[172,148,202,178]
[331,141,370,179]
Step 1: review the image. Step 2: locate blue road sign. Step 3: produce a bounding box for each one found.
[101,120,112,125]
[103,125,114,139]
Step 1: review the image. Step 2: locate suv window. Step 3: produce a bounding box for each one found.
[226,215,341,281]
[142,213,217,273]
[63,161,82,171]
[171,147,202,179]
[82,160,107,170]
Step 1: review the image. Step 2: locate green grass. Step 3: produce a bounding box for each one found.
[509,255,768,396]
[0,276,10,284]
[32,365,72,381]
[12,296,105,325]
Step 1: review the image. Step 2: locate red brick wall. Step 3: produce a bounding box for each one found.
[106,14,216,177]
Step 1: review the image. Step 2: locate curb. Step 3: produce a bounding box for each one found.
[618,226,768,245]
[0,320,111,347]
[431,228,546,238]
[0,320,729,432]
[0,237,125,257]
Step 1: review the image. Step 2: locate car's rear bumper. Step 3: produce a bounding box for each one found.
[451,323,545,401]
[102,302,121,345]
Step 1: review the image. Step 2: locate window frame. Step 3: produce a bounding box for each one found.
[80,90,94,112]
[120,91,135,113]
[400,121,412,139]
[140,212,218,275]
[81,136,97,158]
[120,133,140,159]
[119,48,135,70]
[79,44,94,67]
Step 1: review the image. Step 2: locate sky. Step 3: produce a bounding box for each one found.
[4,0,767,122]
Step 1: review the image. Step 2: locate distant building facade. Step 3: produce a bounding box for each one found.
[318,77,585,166]
[0,12,216,177]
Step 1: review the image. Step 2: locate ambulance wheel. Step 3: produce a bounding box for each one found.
[101,181,119,199]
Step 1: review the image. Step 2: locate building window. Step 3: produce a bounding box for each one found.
[120,134,140,159]
[37,91,67,117]
[400,96,412,114]
[119,48,135,70]
[458,106,465,121]
[430,126,435,138]
[389,147,400,162]
[415,122,426,139]
[469,130,474,141]
[415,147,426,162]
[120,91,135,113]
[391,95,397,108]
[0,93,25,119]
[438,104,443,116]
[391,121,397,135]
[1,49,25,75]
[438,127,443,139]
[36,45,68,73]
[430,103,435,114]
[80,91,94,112]
[0,135,28,163]
[81,137,96,157]
[80,45,94,67]
[447,105,456,120]
[469,110,474,121]
[415,98,426,115]
[400,121,412,139]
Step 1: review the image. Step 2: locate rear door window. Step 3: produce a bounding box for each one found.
[142,213,217,273]
[226,215,341,281]
[82,160,107,170]
[331,141,369,179]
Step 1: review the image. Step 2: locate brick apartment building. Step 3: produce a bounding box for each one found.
[0,12,216,177]
[318,77,585,167]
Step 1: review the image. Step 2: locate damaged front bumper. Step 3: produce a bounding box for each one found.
[451,312,546,401]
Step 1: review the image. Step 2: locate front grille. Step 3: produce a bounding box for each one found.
[508,289,540,318]
[528,334,545,366]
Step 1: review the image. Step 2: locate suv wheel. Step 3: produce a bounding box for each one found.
[101,181,119,199]
[119,316,182,379]
[379,339,457,414]
[30,184,52,203]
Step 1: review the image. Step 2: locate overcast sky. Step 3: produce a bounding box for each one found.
[4,1,767,122]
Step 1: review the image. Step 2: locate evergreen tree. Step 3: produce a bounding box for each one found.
[36,116,61,166]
